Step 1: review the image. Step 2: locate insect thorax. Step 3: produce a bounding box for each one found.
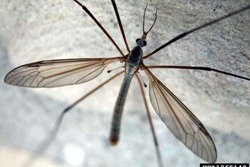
[125,46,143,74]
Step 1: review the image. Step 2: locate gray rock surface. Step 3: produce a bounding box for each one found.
[0,0,249,167]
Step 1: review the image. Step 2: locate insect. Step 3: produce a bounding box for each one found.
[4,0,250,166]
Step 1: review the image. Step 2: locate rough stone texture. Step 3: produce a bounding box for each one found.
[0,0,249,167]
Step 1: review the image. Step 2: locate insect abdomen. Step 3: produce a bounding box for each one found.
[110,73,133,145]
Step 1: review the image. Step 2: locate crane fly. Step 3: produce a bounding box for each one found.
[4,0,250,166]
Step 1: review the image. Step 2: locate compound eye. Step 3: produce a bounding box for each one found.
[136,38,140,43]
[143,40,147,46]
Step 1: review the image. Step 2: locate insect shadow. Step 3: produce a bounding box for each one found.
[4,0,250,167]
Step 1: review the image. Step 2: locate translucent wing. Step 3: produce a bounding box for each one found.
[145,68,217,163]
[5,57,123,88]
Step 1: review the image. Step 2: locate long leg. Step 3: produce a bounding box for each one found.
[21,71,123,167]
[147,65,250,81]
[73,0,125,56]
[136,74,163,167]
[143,4,250,59]
[111,0,130,53]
